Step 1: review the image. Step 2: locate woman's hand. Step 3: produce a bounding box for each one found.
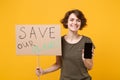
[82,49,85,60]
[35,56,61,76]
[36,67,44,76]
[82,49,94,70]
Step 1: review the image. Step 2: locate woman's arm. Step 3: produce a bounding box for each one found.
[42,56,61,74]
[36,56,61,76]
[82,48,94,70]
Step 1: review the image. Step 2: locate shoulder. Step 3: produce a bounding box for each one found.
[61,35,66,41]
[82,35,92,41]
[82,35,94,44]
[82,35,95,48]
[61,35,64,39]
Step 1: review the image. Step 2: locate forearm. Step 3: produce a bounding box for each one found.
[82,48,95,70]
[43,63,61,75]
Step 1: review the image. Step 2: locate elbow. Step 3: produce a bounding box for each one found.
[55,62,61,69]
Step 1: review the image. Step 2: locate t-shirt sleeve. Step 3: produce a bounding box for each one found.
[85,37,95,49]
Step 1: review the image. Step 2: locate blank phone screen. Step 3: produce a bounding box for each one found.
[84,43,92,59]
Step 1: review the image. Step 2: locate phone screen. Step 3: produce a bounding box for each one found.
[84,43,92,59]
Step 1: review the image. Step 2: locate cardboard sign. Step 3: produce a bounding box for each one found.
[16,24,61,55]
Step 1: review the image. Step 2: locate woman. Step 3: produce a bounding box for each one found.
[36,9,95,80]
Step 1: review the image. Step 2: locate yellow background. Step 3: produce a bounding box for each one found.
[0,0,120,80]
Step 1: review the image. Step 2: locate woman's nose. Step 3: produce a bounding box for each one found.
[73,20,77,24]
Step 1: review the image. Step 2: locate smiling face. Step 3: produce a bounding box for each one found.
[67,13,81,32]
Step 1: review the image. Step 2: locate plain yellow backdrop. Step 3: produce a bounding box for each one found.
[0,0,120,80]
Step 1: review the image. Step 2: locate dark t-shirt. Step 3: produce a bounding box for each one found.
[60,35,95,80]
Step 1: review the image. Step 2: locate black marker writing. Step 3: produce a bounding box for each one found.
[49,27,55,39]
[38,27,48,38]
[30,27,37,39]
[19,27,26,39]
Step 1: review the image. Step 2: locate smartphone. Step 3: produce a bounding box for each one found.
[84,43,93,59]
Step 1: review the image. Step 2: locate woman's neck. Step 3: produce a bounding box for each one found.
[66,31,80,41]
[65,31,82,44]
[67,31,79,38]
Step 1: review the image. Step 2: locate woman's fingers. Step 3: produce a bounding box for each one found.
[36,67,43,76]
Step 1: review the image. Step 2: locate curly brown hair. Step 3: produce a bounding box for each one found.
[61,9,87,30]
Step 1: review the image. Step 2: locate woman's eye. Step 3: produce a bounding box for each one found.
[77,19,81,22]
[70,19,74,21]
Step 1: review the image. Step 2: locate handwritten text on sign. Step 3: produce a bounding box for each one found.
[16,25,61,55]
